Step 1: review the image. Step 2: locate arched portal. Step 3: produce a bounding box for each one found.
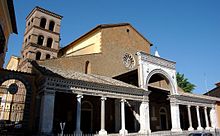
[0,70,34,131]
[0,79,26,123]
[81,101,93,133]
[147,69,173,132]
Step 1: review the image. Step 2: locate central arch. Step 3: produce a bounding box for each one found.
[146,69,176,95]
[146,69,175,132]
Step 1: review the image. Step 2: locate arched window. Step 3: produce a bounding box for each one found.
[40,18,46,28]
[46,38,53,48]
[37,35,44,45]
[25,39,27,45]
[46,54,51,59]
[49,21,55,31]
[36,52,41,60]
[85,61,91,74]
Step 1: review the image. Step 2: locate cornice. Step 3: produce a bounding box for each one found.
[137,51,176,70]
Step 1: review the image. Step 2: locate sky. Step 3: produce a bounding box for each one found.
[6,0,220,94]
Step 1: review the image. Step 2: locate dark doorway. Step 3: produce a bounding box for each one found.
[160,114,167,130]
[81,110,92,133]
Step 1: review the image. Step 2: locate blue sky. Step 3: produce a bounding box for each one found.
[6,0,220,94]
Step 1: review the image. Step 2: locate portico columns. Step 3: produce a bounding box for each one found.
[119,99,128,135]
[170,98,182,132]
[74,94,83,135]
[138,96,151,134]
[39,90,55,134]
[187,105,194,131]
[99,97,107,135]
[210,105,217,129]
[196,106,203,130]
[204,107,211,130]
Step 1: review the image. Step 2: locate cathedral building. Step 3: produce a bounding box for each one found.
[1,6,220,136]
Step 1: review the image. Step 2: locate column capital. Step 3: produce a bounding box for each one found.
[187,105,191,108]
[76,94,83,99]
[42,89,55,96]
[120,99,126,102]
[204,107,207,110]
[101,96,107,101]
[196,105,200,109]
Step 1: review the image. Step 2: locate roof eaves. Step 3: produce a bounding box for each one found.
[7,0,17,34]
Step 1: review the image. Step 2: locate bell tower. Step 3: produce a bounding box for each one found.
[21,6,62,61]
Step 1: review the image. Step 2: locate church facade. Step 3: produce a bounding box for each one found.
[0,6,220,136]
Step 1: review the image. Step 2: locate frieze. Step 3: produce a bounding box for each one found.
[42,77,145,101]
[137,51,176,70]
[169,95,215,108]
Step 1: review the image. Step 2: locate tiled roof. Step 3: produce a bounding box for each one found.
[32,61,147,96]
[179,91,220,102]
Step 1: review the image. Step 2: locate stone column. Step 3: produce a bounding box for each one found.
[74,94,83,135]
[119,99,128,135]
[138,97,151,134]
[210,105,217,129]
[187,105,194,131]
[99,97,107,135]
[39,90,55,135]
[114,99,120,132]
[196,106,203,130]
[204,107,210,130]
[170,98,182,132]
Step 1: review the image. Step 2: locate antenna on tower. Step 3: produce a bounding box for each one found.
[204,73,208,93]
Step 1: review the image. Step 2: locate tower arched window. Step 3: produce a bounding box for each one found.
[25,39,27,45]
[40,18,46,28]
[85,61,91,74]
[49,21,55,31]
[46,54,51,59]
[36,52,41,60]
[46,38,53,48]
[37,35,44,45]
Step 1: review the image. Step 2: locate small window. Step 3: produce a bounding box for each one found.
[25,39,27,45]
[85,61,91,74]
[49,21,55,31]
[31,18,34,23]
[28,22,30,26]
[36,52,41,60]
[37,35,44,45]
[46,54,50,59]
[46,38,53,48]
[40,18,46,28]
[28,35,31,40]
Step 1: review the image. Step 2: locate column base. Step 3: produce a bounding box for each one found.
[197,126,204,131]
[119,129,128,135]
[138,129,151,134]
[99,129,107,135]
[205,127,211,130]
[171,128,182,132]
[74,130,82,136]
[188,127,194,131]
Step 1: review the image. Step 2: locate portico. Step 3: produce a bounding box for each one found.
[33,62,152,135]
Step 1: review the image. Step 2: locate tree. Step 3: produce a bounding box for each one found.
[176,72,196,93]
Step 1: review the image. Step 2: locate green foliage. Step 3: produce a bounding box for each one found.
[176,72,196,93]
